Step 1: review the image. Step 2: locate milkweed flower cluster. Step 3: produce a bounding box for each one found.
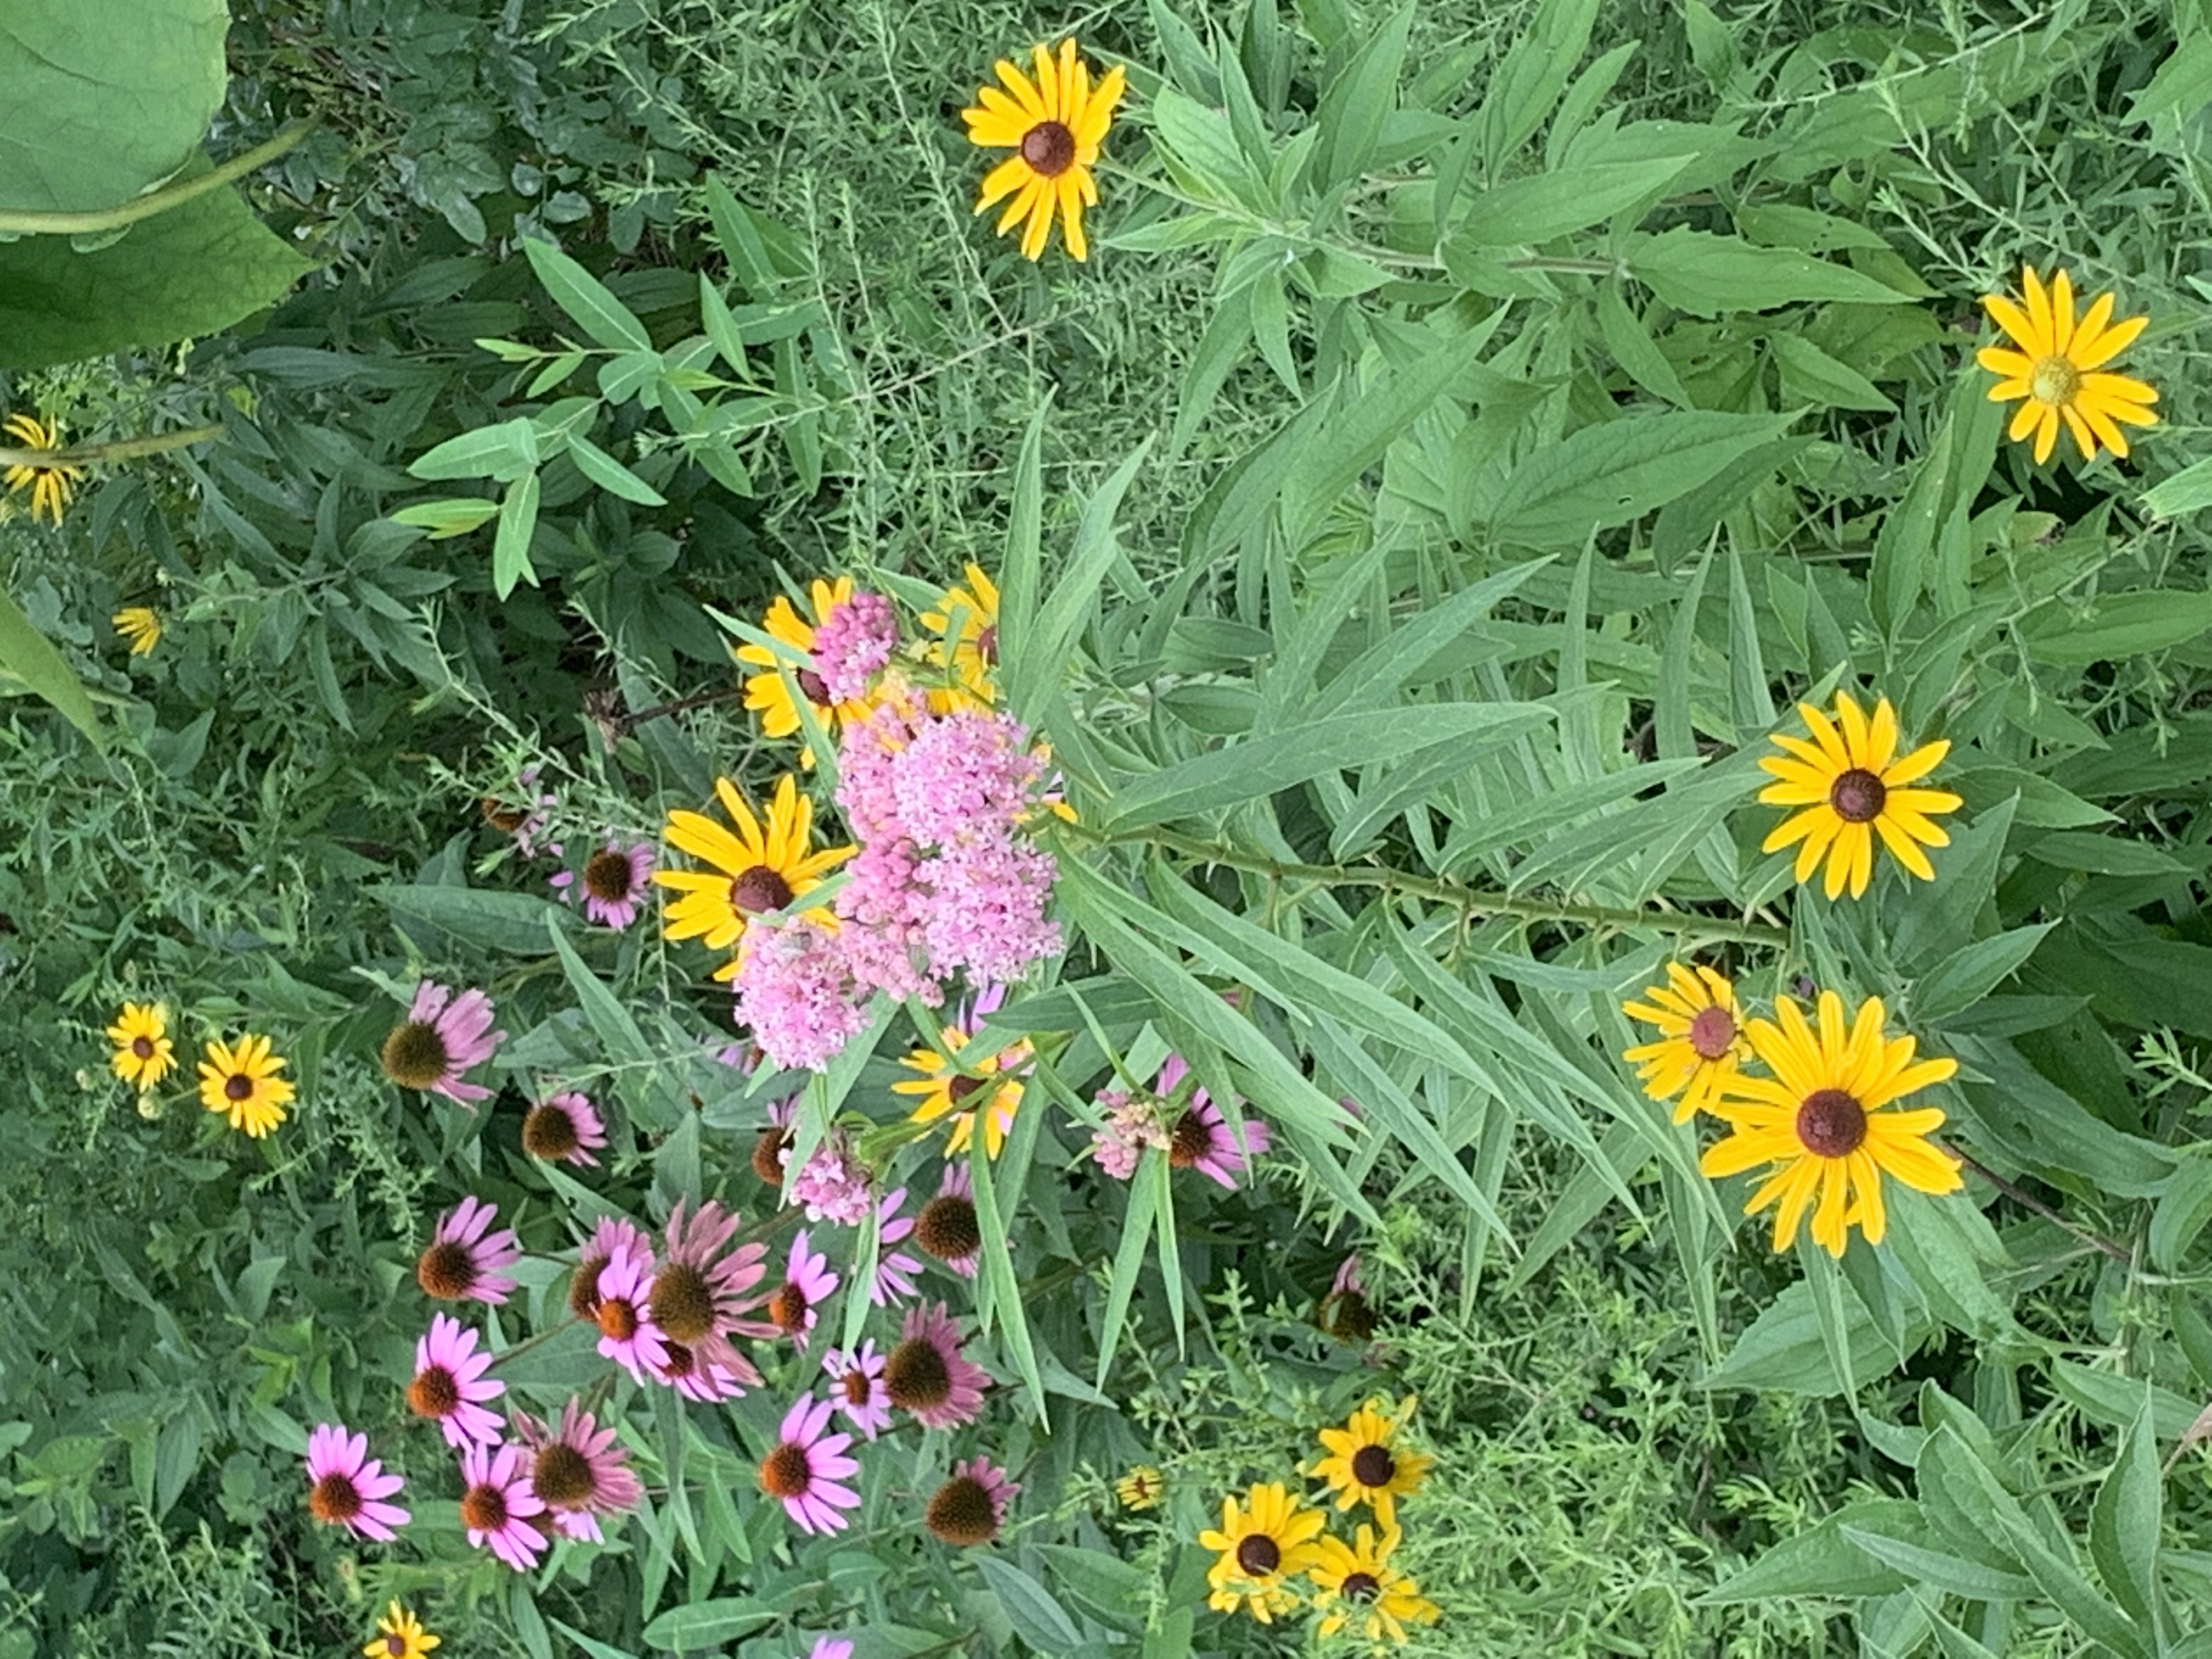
[1088,1054,1271,1189]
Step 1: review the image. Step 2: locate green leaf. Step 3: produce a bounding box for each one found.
[1449,157,1689,249]
[1149,87,1259,206]
[1914,924,2055,1023]
[1006,436,1152,725]
[966,1140,1046,1426]
[390,498,500,539]
[547,912,669,1126]
[1628,227,1915,316]
[491,1321,606,1390]
[1096,1147,1161,1389]
[1837,1525,2034,1600]
[0,0,227,215]
[566,432,668,505]
[2089,1393,2161,1624]
[1313,5,1413,189]
[1491,411,1795,547]
[2142,453,2212,521]
[521,236,651,352]
[1479,0,1601,169]
[1099,703,1551,832]
[1770,331,1897,413]
[637,1598,772,1652]
[1038,1543,1151,1632]
[1278,336,1487,544]
[1997,1508,2149,1659]
[1701,1278,1932,1397]
[410,419,541,483]
[373,883,578,956]
[973,1556,1084,1655]
[0,179,312,370]
[2150,1155,2212,1272]
[1698,1499,1920,1602]
[493,470,542,599]
[0,584,105,749]
[2017,589,2212,665]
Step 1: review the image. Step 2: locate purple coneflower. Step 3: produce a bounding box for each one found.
[406,1313,505,1449]
[821,1341,893,1440]
[803,1640,855,1659]
[1158,1055,1270,1189]
[883,1301,990,1429]
[458,1441,548,1571]
[591,1245,670,1382]
[416,1196,522,1305]
[304,1423,409,1541]
[568,1215,652,1321]
[553,839,657,930]
[869,1185,924,1306]
[763,1229,839,1347]
[517,1400,643,1542]
[647,1199,770,1389]
[751,1094,798,1187]
[913,1162,980,1277]
[756,1396,861,1535]
[380,981,506,1105]
[651,1338,746,1402]
[926,1454,1021,1546]
[521,1088,608,1166]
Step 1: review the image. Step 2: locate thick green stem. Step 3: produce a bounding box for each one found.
[1064,821,1790,945]
[0,424,225,470]
[0,123,315,237]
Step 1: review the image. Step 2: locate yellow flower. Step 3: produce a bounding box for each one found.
[1758,692,1962,900]
[654,774,851,980]
[920,561,1002,704]
[1198,1481,1327,1624]
[893,1018,1030,1160]
[1621,962,1750,1123]
[1977,266,2157,464]
[735,577,874,764]
[1115,1465,1164,1510]
[113,607,162,656]
[3,414,84,526]
[106,1002,176,1091]
[1308,1398,1432,1532]
[198,1033,295,1138]
[1703,990,1962,1257]
[962,40,1127,261]
[1311,1524,1440,1645]
[364,1601,439,1659]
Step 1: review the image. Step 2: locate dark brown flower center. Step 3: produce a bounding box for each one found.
[131,1036,155,1059]
[386,1638,409,1657]
[916,1195,981,1261]
[416,1240,477,1299]
[1342,1571,1380,1602]
[840,1368,873,1406]
[1351,1444,1396,1489]
[532,1443,596,1508]
[884,1336,952,1409]
[582,848,636,902]
[758,1442,812,1498]
[381,1020,450,1089]
[1325,1290,1379,1342]
[1829,767,1887,823]
[521,1102,580,1160]
[976,623,999,665]
[308,1472,363,1522]
[1022,120,1076,177]
[650,1262,715,1342]
[406,1364,460,1419]
[658,1340,697,1380]
[460,1482,509,1532]
[1236,1533,1282,1577]
[568,1253,608,1319]
[1796,1087,1869,1157]
[766,1281,810,1335]
[795,667,834,707]
[753,1127,791,1184]
[224,1072,254,1102]
[730,865,795,915]
[946,1073,987,1104]
[1167,1109,1211,1168]
[1688,1004,1737,1062]
[596,1296,639,1342]
[925,1475,998,1545]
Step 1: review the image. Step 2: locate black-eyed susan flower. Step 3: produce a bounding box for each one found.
[1703,989,1962,1256]
[1309,1397,1432,1531]
[1311,1523,1440,1645]
[106,1001,175,1092]
[1978,266,2157,464]
[1758,691,1961,900]
[1116,1464,1165,1511]
[921,561,1002,704]
[112,607,162,656]
[654,774,852,979]
[1200,1481,1327,1623]
[364,1600,439,1659]
[736,578,877,761]
[962,41,1127,262]
[2,414,83,526]
[198,1033,294,1138]
[892,983,1029,1158]
[1621,963,1750,1122]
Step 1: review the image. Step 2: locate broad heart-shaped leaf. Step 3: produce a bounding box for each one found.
[0,181,312,369]
[1489,410,1795,548]
[0,0,227,214]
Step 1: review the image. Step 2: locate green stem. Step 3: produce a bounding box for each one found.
[0,424,225,470]
[1503,255,1622,276]
[1063,821,1791,945]
[0,123,316,237]
[1952,1149,2131,1265]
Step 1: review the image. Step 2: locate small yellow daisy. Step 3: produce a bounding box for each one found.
[1621,962,1750,1122]
[198,1033,295,1138]
[1309,1398,1432,1531]
[364,1600,440,1659]
[106,1001,176,1091]
[1758,691,1962,900]
[2,414,84,526]
[962,41,1127,261]
[1115,1465,1164,1511]
[1199,1481,1327,1624]
[112,607,162,656]
[1311,1523,1441,1645]
[1977,266,2158,464]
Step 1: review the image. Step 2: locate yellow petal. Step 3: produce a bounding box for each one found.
[1058,173,1088,261]
[2022,267,2053,349]
[1882,738,1949,787]
[2079,371,2158,405]
[2032,404,2059,465]
[2048,269,2076,354]
[2008,398,2045,444]
[2071,309,2146,371]
[1975,347,2034,377]
[996,171,1045,235]
[994,59,1046,121]
[1983,293,2044,356]
[2061,403,2098,462]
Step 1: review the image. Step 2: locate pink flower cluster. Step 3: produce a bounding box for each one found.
[1086,1056,1271,1189]
[810,590,898,703]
